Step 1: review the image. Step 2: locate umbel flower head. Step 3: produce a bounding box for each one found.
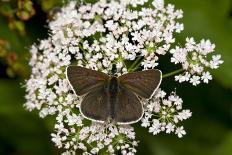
[25,0,223,154]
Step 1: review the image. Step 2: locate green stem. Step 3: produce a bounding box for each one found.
[79,44,87,53]
[131,59,143,72]
[162,69,184,78]
[128,56,143,72]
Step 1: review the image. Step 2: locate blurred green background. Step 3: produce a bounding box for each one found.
[0,0,231,155]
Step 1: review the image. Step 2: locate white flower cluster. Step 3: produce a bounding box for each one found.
[170,38,223,86]
[141,89,192,138]
[52,121,138,155]
[24,0,222,154]
[48,0,183,73]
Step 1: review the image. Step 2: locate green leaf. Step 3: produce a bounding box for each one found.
[216,132,232,155]
[0,79,55,155]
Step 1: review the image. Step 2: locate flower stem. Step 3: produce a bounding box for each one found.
[128,56,143,72]
[162,69,184,78]
[79,44,87,53]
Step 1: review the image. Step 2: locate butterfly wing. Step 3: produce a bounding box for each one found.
[80,86,109,122]
[118,69,162,99]
[66,66,109,96]
[114,86,143,124]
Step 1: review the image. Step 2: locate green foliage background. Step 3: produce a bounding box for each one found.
[0,0,231,155]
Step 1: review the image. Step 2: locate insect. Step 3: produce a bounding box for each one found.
[66,66,162,125]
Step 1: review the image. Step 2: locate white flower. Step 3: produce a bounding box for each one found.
[175,72,191,83]
[169,94,183,107]
[149,119,161,135]
[186,37,196,51]
[152,0,164,9]
[141,118,150,127]
[177,110,192,121]
[201,71,212,83]
[51,133,63,148]
[198,39,215,55]
[91,148,99,154]
[170,47,187,64]
[175,23,184,33]
[210,55,224,69]
[166,123,175,133]
[190,75,201,86]
[175,126,186,138]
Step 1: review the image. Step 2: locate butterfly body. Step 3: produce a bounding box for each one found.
[108,77,119,119]
[66,66,162,124]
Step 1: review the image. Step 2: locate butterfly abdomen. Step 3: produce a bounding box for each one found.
[108,77,119,119]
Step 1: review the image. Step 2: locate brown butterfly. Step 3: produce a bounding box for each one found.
[66,66,162,125]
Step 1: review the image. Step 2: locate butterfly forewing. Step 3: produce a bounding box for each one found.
[80,87,109,122]
[114,86,143,124]
[118,69,162,99]
[66,66,109,96]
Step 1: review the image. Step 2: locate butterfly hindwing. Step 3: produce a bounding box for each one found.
[66,66,109,96]
[80,87,109,122]
[118,69,162,99]
[114,86,143,124]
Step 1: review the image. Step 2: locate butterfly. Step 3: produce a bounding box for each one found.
[66,66,162,125]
